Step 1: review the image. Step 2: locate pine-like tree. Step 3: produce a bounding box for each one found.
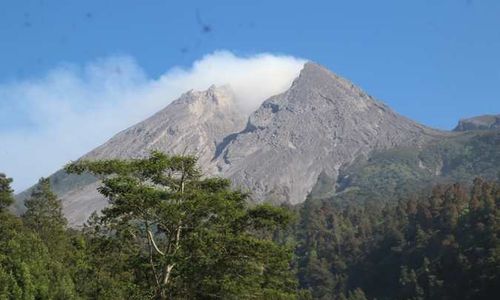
[23,177,68,254]
[0,173,14,210]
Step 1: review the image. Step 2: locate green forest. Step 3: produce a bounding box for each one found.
[1,152,499,299]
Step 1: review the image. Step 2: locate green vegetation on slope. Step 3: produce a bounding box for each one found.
[313,130,500,204]
[295,178,500,299]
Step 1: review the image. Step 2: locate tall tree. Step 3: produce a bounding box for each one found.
[66,151,297,299]
[23,177,68,256]
[0,175,76,299]
[0,173,14,210]
[22,178,77,298]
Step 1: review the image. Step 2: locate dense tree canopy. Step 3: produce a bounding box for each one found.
[65,151,297,299]
[0,153,498,299]
[0,175,76,299]
[294,178,500,299]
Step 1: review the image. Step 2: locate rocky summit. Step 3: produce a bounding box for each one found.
[19,62,451,225]
[85,84,248,171]
[454,114,500,131]
[213,63,445,204]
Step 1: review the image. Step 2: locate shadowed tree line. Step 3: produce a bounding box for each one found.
[294,177,499,299]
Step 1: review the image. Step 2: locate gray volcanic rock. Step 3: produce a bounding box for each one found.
[85,85,247,170]
[29,85,247,226]
[453,114,500,131]
[213,63,444,204]
[19,62,449,225]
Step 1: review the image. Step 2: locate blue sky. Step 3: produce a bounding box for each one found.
[1,0,499,190]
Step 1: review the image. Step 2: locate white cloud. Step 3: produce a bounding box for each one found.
[0,51,305,191]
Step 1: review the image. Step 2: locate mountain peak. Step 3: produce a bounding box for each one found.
[179,85,234,107]
[84,83,246,164]
[217,62,439,205]
[257,62,378,118]
[27,62,445,225]
[294,61,339,86]
[290,62,372,106]
[296,62,352,85]
[454,114,500,131]
[301,61,331,75]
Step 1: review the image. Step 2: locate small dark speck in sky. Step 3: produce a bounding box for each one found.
[196,9,212,34]
[85,12,93,19]
[22,11,32,28]
[201,25,211,33]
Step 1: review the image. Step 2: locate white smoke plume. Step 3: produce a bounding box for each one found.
[0,51,305,191]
